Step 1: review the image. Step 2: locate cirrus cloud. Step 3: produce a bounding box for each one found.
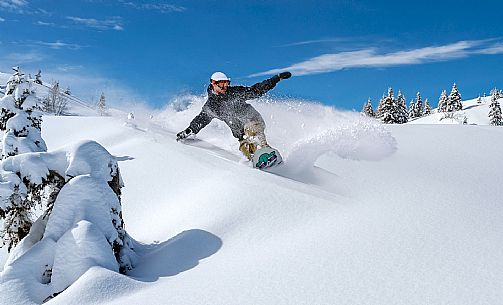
[251,39,503,77]
[66,16,124,31]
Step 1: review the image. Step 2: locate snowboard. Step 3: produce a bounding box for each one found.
[252,146,283,169]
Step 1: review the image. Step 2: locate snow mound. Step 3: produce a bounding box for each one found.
[0,140,137,304]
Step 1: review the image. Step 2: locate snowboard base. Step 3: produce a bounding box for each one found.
[252,146,283,169]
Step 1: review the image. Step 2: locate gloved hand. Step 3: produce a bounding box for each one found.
[176,127,193,141]
[278,71,292,80]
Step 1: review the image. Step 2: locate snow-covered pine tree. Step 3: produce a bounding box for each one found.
[376,94,385,119]
[0,72,47,249]
[489,89,503,126]
[34,69,42,85]
[362,98,375,117]
[97,92,108,116]
[64,86,71,95]
[438,90,448,112]
[477,96,482,104]
[396,90,408,124]
[414,92,424,118]
[408,100,417,119]
[5,66,24,96]
[448,83,463,111]
[378,88,401,124]
[424,98,432,115]
[490,88,502,100]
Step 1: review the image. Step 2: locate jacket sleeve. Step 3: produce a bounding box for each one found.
[242,75,280,100]
[189,103,214,134]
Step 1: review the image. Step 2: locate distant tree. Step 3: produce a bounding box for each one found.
[5,66,25,96]
[414,92,424,118]
[408,100,416,119]
[396,90,408,124]
[477,95,482,104]
[64,86,71,95]
[97,92,108,116]
[438,90,448,112]
[489,89,503,126]
[424,99,432,116]
[34,70,43,85]
[447,83,463,112]
[42,82,68,115]
[362,98,375,117]
[378,88,401,124]
[490,88,502,100]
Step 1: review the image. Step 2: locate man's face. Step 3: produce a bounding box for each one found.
[211,80,230,94]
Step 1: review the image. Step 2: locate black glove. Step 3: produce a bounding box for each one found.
[278,71,292,80]
[176,127,193,141]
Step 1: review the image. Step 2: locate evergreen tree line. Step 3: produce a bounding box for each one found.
[363,83,462,124]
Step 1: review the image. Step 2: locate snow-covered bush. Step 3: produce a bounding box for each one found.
[0,141,138,303]
[41,82,68,116]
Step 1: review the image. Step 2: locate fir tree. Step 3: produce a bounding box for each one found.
[378,88,401,124]
[396,90,408,124]
[408,100,416,119]
[5,66,24,95]
[362,98,375,117]
[97,92,108,116]
[447,83,462,112]
[34,70,42,85]
[414,92,424,118]
[438,90,448,112]
[489,89,503,126]
[376,94,385,119]
[424,98,432,115]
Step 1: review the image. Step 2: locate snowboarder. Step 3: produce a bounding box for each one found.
[176,71,292,159]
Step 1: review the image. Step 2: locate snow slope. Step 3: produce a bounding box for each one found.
[1,94,503,305]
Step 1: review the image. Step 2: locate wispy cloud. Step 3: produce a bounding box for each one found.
[0,0,28,11]
[36,20,55,26]
[33,40,83,50]
[3,51,44,64]
[275,38,357,48]
[10,40,84,50]
[0,17,5,21]
[55,65,84,72]
[66,16,124,31]
[251,40,503,77]
[120,1,186,13]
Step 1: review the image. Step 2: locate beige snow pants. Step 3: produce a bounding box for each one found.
[239,121,268,160]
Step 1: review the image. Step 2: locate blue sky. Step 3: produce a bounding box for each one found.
[1,0,502,110]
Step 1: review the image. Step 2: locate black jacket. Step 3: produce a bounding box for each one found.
[189,75,280,140]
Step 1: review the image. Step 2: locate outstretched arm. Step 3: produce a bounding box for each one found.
[243,72,291,100]
[177,104,214,141]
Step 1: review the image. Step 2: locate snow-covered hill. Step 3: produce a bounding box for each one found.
[1,75,503,305]
[2,90,503,305]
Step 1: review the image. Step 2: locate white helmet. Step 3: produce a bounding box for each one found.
[210,72,230,82]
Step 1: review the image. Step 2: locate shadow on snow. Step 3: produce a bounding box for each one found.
[129,229,222,282]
